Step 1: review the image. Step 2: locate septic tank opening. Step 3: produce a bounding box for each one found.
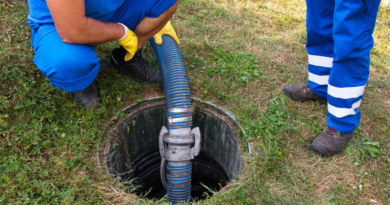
[100,97,243,201]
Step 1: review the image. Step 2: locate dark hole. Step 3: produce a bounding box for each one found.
[102,98,243,202]
[121,149,230,201]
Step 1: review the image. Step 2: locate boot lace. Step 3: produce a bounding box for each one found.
[302,84,310,93]
[326,127,338,135]
[134,54,149,78]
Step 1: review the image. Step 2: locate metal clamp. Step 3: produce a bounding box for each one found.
[163,134,195,145]
[158,126,168,189]
[191,127,201,157]
[159,126,168,158]
[167,116,192,125]
[165,148,194,161]
[167,107,193,113]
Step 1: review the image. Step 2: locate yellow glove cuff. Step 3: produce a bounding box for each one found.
[153,21,180,45]
[117,24,138,61]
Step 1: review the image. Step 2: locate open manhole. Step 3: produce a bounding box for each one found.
[100,97,244,201]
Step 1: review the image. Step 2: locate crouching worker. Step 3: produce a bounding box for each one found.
[27,0,181,107]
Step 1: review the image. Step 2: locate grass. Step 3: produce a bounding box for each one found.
[1,0,390,204]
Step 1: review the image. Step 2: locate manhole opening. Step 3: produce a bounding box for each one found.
[101,98,244,202]
[124,149,229,200]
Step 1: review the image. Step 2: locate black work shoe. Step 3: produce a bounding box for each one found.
[108,47,162,83]
[311,127,354,156]
[72,81,100,108]
[283,83,327,104]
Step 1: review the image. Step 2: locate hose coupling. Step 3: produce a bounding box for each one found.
[159,126,201,161]
[159,126,201,188]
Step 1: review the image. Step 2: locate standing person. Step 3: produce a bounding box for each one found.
[283,0,382,156]
[27,0,181,107]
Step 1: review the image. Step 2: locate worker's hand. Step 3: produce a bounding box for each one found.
[153,21,180,45]
[117,24,138,61]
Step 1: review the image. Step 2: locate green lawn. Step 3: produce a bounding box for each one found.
[1,0,389,204]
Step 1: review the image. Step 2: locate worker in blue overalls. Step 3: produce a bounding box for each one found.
[283,0,382,156]
[27,0,181,107]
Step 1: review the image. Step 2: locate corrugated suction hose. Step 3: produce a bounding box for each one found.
[150,35,201,204]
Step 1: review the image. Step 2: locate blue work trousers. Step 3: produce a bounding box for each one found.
[306,0,381,133]
[30,0,176,93]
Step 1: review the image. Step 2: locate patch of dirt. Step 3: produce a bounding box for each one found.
[271,48,301,66]
[385,100,390,109]
[140,86,164,100]
[315,182,329,194]
[1,0,13,8]
[314,172,357,194]
[287,146,359,197]
[370,66,382,78]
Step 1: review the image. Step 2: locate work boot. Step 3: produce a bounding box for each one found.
[283,83,326,104]
[108,47,162,83]
[72,81,100,108]
[311,127,354,156]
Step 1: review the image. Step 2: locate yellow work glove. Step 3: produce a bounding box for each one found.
[153,21,180,45]
[117,23,138,61]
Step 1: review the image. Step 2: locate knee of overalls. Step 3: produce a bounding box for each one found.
[32,27,100,93]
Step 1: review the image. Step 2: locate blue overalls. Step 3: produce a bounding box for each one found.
[27,0,176,93]
[306,0,382,133]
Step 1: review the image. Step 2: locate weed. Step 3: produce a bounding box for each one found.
[236,95,295,178]
[345,127,383,165]
[207,46,263,83]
